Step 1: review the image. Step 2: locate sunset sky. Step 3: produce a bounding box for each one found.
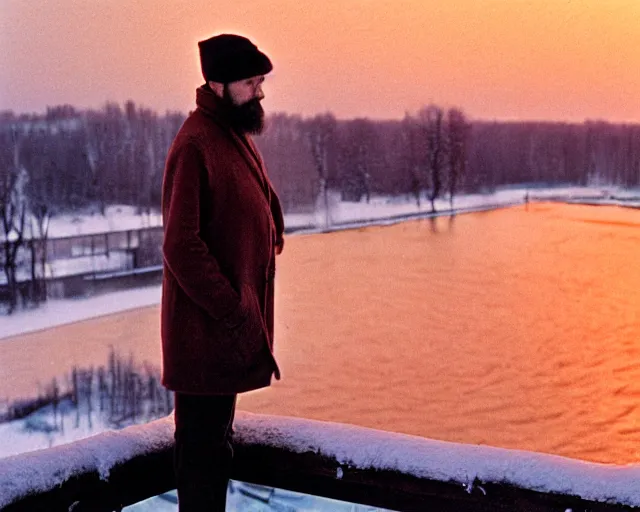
[1,0,639,122]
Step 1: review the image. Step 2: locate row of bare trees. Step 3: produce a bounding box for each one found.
[400,106,470,211]
[259,106,472,221]
[467,120,640,190]
[0,104,184,313]
[0,104,184,216]
[2,101,640,314]
[258,112,640,217]
[4,104,639,226]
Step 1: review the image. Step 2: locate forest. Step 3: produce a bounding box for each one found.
[2,102,639,218]
[1,102,640,312]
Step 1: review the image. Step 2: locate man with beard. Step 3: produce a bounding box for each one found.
[161,34,285,511]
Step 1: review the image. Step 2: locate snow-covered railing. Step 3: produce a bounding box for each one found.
[2,412,640,511]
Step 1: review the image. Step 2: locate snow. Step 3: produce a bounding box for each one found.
[40,205,163,239]
[0,400,105,458]
[0,404,393,511]
[0,392,170,458]
[0,250,135,286]
[0,412,174,508]
[234,413,640,505]
[0,285,161,340]
[45,251,133,278]
[293,185,640,229]
[3,411,640,509]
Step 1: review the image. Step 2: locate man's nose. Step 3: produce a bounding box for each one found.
[255,85,265,101]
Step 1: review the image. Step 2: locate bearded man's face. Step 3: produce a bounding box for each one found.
[223,76,266,134]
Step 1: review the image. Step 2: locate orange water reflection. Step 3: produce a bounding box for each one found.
[1,203,639,464]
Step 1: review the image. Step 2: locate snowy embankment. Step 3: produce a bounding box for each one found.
[0,285,163,340]
[2,411,640,509]
[35,186,639,239]
[3,185,638,341]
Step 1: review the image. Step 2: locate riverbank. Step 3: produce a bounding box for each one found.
[3,185,638,340]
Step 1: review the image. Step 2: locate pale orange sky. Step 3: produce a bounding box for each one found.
[1,0,639,122]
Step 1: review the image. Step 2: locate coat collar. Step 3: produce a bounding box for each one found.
[195,84,231,125]
[195,85,271,199]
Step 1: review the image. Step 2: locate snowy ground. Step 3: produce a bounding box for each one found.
[34,185,640,239]
[0,284,162,339]
[43,205,163,238]
[1,251,134,286]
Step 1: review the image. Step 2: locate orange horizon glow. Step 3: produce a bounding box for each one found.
[1,0,640,122]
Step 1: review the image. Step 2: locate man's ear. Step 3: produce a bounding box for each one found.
[208,81,224,97]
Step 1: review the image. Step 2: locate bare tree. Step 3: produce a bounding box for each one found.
[27,202,51,303]
[139,108,162,217]
[257,113,317,213]
[419,105,446,212]
[446,108,470,209]
[23,122,60,303]
[1,128,28,313]
[306,113,337,227]
[400,114,424,208]
[4,100,640,265]
[338,118,380,203]
[82,103,126,215]
[124,101,153,215]
[82,112,107,214]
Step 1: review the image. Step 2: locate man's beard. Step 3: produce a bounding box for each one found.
[223,86,265,135]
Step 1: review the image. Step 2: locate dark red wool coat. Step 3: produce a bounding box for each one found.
[161,85,285,395]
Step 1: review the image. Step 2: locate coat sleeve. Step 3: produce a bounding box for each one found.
[162,140,243,324]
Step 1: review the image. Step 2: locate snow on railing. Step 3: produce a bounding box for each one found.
[2,412,640,511]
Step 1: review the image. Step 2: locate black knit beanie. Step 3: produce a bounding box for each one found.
[198,34,273,84]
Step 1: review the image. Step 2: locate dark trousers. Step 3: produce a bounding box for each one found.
[173,393,237,511]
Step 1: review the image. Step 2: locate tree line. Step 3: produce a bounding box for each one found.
[1,101,640,313]
[2,103,639,219]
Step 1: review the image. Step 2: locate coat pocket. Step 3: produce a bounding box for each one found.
[224,283,268,364]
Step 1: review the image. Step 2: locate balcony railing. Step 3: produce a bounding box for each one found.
[1,412,640,511]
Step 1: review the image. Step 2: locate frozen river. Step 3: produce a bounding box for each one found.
[2,202,639,464]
